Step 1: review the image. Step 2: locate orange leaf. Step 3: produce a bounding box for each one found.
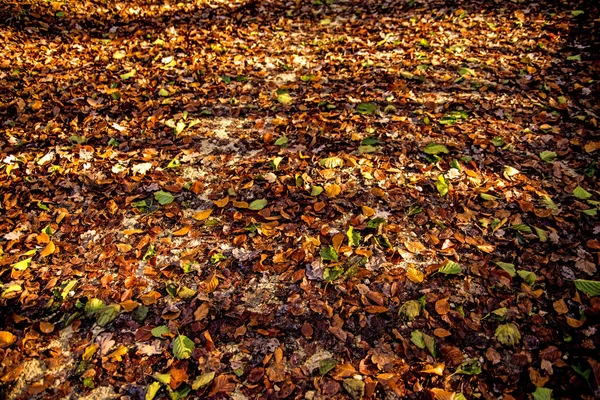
[120,300,139,312]
[361,205,375,217]
[213,196,229,208]
[39,322,54,334]
[122,229,144,235]
[233,201,249,209]
[433,328,451,338]
[200,273,219,293]
[36,231,50,244]
[0,331,16,348]
[365,305,388,314]
[40,241,56,257]
[173,226,191,236]
[193,209,213,221]
[552,298,568,315]
[404,241,425,254]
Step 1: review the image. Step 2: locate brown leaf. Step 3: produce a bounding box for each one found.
[301,322,313,338]
[552,298,568,315]
[434,298,450,315]
[404,241,425,254]
[207,374,236,397]
[194,302,210,321]
[364,305,388,314]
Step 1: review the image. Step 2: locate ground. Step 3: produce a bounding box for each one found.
[0,0,599,399]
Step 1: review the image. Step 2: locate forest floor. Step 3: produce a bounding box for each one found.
[0,0,599,399]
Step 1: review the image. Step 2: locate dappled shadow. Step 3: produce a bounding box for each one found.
[1,0,599,399]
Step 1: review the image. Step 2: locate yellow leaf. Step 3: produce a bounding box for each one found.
[0,331,17,348]
[172,226,191,236]
[406,266,424,283]
[193,209,213,221]
[40,241,55,257]
[421,362,445,375]
[108,345,128,362]
[325,183,341,198]
[213,196,229,208]
[122,229,144,235]
[82,344,98,361]
[116,243,132,253]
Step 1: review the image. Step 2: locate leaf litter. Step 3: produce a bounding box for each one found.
[0,0,599,399]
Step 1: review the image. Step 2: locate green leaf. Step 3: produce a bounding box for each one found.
[503,166,520,179]
[346,226,361,247]
[158,88,170,97]
[311,186,323,196]
[573,185,592,200]
[407,204,422,216]
[491,136,505,147]
[361,136,381,146]
[301,74,317,82]
[120,70,136,80]
[12,258,32,271]
[85,298,105,316]
[166,158,180,169]
[358,145,377,154]
[153,373,171,385]
[539,151,557,162]
[495,323,521,346]
[319,358,338,375]
[454,361,482,375]
[435,174,449,197]
[151,325,170,339]
[374,235,391,249]
[320,245,338,262]
[324,266,344,282]
[356,102,377,115]
[423,332,436,357]
[191,371,215,390]
[249,199,268,211]
[533,226,548,242]
[438,261,462,275]
[411,330,425,349]
[540,196,558,211]
[517,270,536,286]
[458,67,476,77]
[423,143,449,155]
[532,387,553,400]
[455,394,467,400]
[145,382,162,400]
[574,279,600,296]
[511,224,532,233]
[172,334,195,360]
[398,300,421,320]
[567,54,581,61]
[143,244,157,261]
[154,191,174,205]
[319,157,344,168]
[277,92,293,105]
[96,304,121,327]
[366,217,386,229]
[495,262,516,277]
[220,75,231,84]
[583,208,597,216]
[274,136,288,146]
[69,135,87,144]
[480,193,499,201]
[571,10,584,16]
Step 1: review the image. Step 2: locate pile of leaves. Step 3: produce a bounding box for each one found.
[1,0,599,399]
